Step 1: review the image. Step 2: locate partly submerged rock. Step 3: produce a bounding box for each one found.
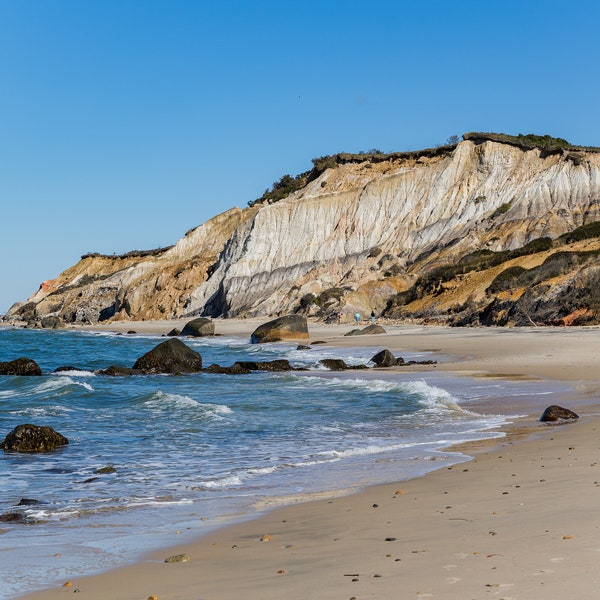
[132,338,203,374]
[0,357,42,376]
[540,405,579,422]
[319,358,368,371]
[371,349,397,367]
[181,317,215,337]
[250,315,309,344]
[1,424,69,453]
[95,365,143,376]
[234,360,293,372]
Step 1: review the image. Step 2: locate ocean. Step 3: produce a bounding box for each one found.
[0,327,569,598]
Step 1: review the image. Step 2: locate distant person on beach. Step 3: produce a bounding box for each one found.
[370,310,376,324]
[354,312,360,325]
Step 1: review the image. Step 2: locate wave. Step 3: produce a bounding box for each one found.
[141,390,232,419]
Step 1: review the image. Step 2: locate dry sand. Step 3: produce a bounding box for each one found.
[19,320,600,599]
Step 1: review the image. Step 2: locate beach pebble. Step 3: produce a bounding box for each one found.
[62,581,73,587]
[260,533,272,542]
[147,596,159,600]
[394,490,405,495]
[385,537,397,541]
[164,553,190,563]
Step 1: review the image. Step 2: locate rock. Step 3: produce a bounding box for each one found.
[96,365,142,376]
[0,357,42,376]
[234,360,292,372]
[164,553,191,563]
[40,316,63,329]
[167,328,181,337]
[0,512,27,523]
[319,359,368,371]
[96,466,116,474]
[320,358,349,371]
[344,324,387,336]
[540,405,579,422]
[53,366,83,373]
[204,363,251,375]
[1,424,69,453]
[132,338,203,374]
[296,344,311,350]
[250,315,309,344]
[126,330,137,335]
[181,317,215,337]
[371,349,397,367]
[17,498,41,506]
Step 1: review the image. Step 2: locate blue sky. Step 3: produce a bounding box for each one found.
[1,0,599,313]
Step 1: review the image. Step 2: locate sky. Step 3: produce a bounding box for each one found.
[1,0,600,313]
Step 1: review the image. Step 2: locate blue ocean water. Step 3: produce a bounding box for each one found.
[0,327,566,598]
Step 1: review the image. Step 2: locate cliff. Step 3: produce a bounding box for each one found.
[8,133,600,326]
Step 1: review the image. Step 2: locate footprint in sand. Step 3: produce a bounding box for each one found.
[446,577,462,584]
[442,564,458,571]
[550,557,565,563]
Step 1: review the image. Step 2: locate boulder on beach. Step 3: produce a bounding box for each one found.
[40,316,64,329]
[344,324,387,337]
[371,349,397,367]
[0,357,42,376]
[250,315,309,344]
[181,317,215,337]
[1,424,69,453]
[132,338,203,374]
[540,405,579,422]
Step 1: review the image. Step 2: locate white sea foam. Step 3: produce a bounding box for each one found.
[197,475,243,489]
[31,377,94,394]
[55,369,96,378]
[142,391,232,417]
[11,405,74,417]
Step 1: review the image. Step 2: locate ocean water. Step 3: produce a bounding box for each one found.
[0,327,568,598]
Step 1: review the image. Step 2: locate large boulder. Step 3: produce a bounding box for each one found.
[132,338,203,374]
[181,318,215,337]
[344,324,387,337]
[1,424,69,453]
[371,349,397,367]
[0,357,42,376]
[540,405,579,422]
[250,315,309,344]
[40,316,64,329]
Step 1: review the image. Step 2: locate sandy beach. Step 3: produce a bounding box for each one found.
[17,320,600,599]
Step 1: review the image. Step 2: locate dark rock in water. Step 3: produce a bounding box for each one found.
[296,345,311,350]
[54,366,83,373]
[344,324,387,336]
[320,358,350,371]
[371,349,397,367]
[132,338,203,374]
[1,424,69,453]
[396,356,405,365]
[310,340,327,345]
[0,357,42,376]
[40,316,64,329]
[235,360,292,372]
[0,512,27,523]
[167,328,182,337]
[96,466,116,474]
[17,498,41,506]
[250,315,309,344]
[181,317,215,337]
[319,358,367,371]
[126,330,137,335]
[540,405,579,422]
[204,363,252,375]
[96,365,142,376]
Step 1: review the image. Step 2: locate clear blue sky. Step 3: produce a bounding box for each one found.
[2,0,599,313]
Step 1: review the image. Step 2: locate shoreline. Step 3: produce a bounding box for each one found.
[15,320,600,599]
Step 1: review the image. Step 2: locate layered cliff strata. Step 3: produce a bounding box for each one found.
[8,134,600,325]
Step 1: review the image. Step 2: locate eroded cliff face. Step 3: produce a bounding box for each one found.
[189,139,600,317]
[8,138,600,325]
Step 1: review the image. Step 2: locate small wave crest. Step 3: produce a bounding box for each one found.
[141,390,232,419]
